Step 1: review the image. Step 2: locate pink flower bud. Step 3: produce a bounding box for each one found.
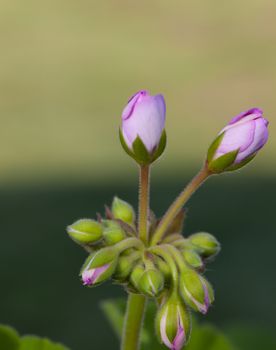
[156,294,191,350]
[160,308,186,350]
[180,270,214,315]
[208,108,268,172]
[82,264,110,286]
[121,90,166,153]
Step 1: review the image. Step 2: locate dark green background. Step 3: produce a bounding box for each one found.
[0,172,275,349]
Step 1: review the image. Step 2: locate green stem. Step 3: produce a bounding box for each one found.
[121,294,146,350]
[121,165,150,350]
[163,244,188,272]
[151,165,211,245]
[115,237,144,252]
[139,165,150,245]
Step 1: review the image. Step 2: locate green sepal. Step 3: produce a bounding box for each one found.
[80,247,118,273]
[119,128,150,165]
[132,135,151,164]
[226,153,256,172]
[119,128,167,165]
[188,232,220,258]
[207,132,225,163]
[208,149,239,173]
[151,130,167,162]
[119,127,136,159]
[182,249,203,269]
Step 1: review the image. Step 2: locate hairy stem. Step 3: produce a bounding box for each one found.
[139,165,150,245]
[151,166,211,245]
[121,294,146,350]
[121,165,150,350]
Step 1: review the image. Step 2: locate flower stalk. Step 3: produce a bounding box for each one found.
[121,294,147,350]
[151,165,211,246]
[121,165,150,349]
[139,165,150,244]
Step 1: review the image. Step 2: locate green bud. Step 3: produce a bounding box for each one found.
[80,249,118,286]
[83,246,118,270]
[182,249,203,269]
[113,252,141,282]
[112,197,135,225]
[155,292,191,349]
[67,219,102,244]
[129,264,145,291]
[138,269,164,297]
[180,269,214,314]
[188,232,220,258]
[102,220,126,245]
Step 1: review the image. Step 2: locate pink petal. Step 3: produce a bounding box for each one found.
[215,120,255,158]
[228,108,263,125]
[122,93,166,152]
[122,90,148,121]
[172,309,186,350]
[235,118,269,162]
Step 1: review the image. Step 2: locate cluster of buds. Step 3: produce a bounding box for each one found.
[67,90,269,350]
[67,197,220,350]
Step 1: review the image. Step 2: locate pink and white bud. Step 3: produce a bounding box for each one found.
[208,108,269,172]
[180,270,214,315]
[156,294,191,350]
[121,90,166,153]
[160,307,186,350]
[82,264,110,286]
[80,247,118,287]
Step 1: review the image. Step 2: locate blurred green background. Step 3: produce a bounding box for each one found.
[0,1,275,349]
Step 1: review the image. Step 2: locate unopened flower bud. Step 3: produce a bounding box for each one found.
[113,252,141,282]
[129,264,145,291]
[102,220,126,245]
[207,108,269,173]
[138,269,164,297]
[120,90,166,165]
[67,219,102,245]
[112,197,135,225]
[156,293,191,350]
[182,249,203,269]
[180,269,214,314]
[188,232,220,258]
[80,247,118,286]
